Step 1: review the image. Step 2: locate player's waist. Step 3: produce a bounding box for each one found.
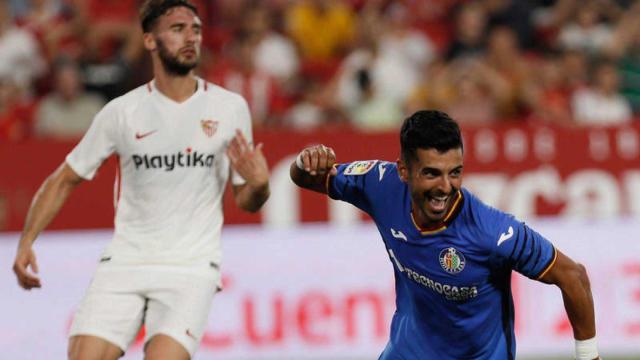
[102,235,222,265]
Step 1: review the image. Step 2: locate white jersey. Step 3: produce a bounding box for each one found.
[66,77,252,265]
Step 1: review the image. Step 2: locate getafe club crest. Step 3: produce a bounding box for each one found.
[201,119,218,138]
[439,247,466,274]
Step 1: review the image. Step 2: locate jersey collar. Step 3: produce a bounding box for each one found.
[410,190,464,235]
[147,77,205,106]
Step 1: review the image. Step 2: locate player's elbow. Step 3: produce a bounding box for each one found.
[558,262,592,293]
[53,162,84,188]
[574,262,591,291]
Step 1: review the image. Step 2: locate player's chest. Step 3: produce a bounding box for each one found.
[120,99,235,155]
[379,222,491,288]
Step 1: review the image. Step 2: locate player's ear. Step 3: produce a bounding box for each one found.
[143,32,156,51]
[397,158,408,183]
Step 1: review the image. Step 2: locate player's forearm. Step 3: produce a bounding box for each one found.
[558,263,597,340]
[235,182,270,213]
[19,164,81,248]
[289,162,328,194]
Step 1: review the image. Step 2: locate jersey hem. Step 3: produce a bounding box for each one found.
[64,157,93,180]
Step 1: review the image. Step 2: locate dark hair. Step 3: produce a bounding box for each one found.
[356,68,371,92]
[400,110,463,164]
[140,0,198,33]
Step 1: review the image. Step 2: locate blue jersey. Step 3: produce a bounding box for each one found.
[327,160,557,360]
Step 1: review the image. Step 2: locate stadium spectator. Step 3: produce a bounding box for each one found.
[330,20,377,110]
[70,0,145,100]
[240,2,300,83]
[332,9,419,114]
[8,0,33,19]
[405,58,451,114]
[34,57,105,140]
[483,0,538,50]
[561,49,590,92]
[1,0,639,135]
[283,79,334,131]
[406,55,512,125]
[557,0,613,55]
[16,0,84,62]
[603,1,640,114]
[71,0,139,60]
[203,0,249,52]
[16,0,62,33]
[376,2,437,102]
[285,0,356,62]
[522,56,573,125]
[0,78,36,141]
[483,25,531,118]
[401,0,457,50]
[350,68,404,132]
[207,34,290,127]
[445,2,487,61]
[432,59,511,124]
[0,1,47,93]
[572,59,632,125]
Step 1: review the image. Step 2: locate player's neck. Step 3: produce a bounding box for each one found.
[411,205,442,229]
[410,190,463,231]
[153,72,198,103]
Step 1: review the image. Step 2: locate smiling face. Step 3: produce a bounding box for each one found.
[398,147,463,227]
[144,6,202,76]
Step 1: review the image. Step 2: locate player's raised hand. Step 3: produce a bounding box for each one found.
[297,144,337,176]
[13,245,41,290]
[226,129,269,188]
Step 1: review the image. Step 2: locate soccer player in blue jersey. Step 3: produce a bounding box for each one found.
[290,110,600,360]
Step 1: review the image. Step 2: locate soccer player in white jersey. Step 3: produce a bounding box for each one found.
[12,1,270,359]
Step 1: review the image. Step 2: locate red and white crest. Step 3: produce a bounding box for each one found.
[200,119,218,138]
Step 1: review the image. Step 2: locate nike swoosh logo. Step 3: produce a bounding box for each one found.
[135,130,157,140]
[379,163,387,181]
[497,226,514,246]
[391,228,407,241]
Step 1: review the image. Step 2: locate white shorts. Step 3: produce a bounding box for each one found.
[69,260,221,357]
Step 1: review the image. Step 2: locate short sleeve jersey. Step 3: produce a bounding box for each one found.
[66,78,252,265]
[327,160,557,360]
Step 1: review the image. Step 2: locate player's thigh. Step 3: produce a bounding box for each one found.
[68,335,124,360]
[144,334,190,360]
[144,266,219,357]
[69,264,147,353]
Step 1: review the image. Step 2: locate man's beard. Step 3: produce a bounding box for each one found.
[157,39,198,76]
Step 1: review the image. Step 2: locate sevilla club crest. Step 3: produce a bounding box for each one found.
[201,119,218,138]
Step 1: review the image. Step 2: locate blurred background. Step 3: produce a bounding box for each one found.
[1,0,639,359]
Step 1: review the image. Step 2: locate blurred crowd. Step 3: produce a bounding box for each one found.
[2,0,640,141]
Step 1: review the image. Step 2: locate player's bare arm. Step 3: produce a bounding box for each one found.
[13,162,84,290]
[290,144,338,194]
[539,249,600,360]
[227,129,270,212]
